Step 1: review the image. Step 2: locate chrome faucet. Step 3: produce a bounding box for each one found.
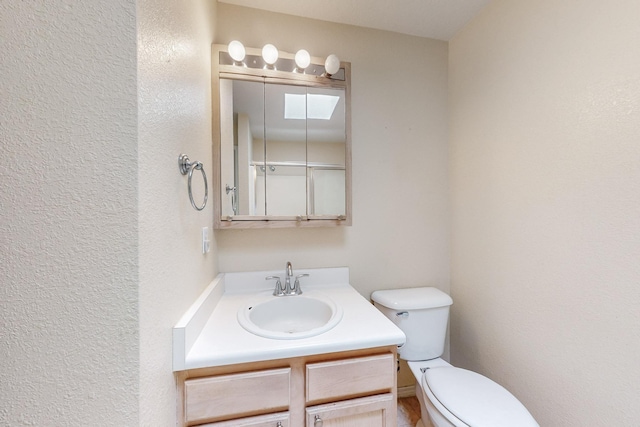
[284,262,293,294]
[266,275,284,296]
[292,273,308,295]
[266,262,308,296]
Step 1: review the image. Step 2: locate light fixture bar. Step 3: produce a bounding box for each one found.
[220,42,345,80]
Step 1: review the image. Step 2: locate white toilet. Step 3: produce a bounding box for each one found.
[371,287,539,427]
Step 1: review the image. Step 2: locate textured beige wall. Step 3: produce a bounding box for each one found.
[215,4,450,305]
[138,0,217,425]
[1,1,217,425]
[1,2,139,425]
[449,0,640,425]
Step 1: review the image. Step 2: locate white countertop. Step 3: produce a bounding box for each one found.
[173,267,406,371]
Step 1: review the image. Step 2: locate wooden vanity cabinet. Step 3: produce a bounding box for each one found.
[176,346,397,427]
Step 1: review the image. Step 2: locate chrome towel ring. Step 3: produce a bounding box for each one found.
[178,154,208,211]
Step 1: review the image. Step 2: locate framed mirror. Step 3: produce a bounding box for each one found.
[213,44,351,229]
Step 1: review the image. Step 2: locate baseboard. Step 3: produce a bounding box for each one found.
[397,385,416,398]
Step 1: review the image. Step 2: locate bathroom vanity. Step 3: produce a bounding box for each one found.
[173,268,405,426]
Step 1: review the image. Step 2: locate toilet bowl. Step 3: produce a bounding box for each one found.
[371,287,539,427]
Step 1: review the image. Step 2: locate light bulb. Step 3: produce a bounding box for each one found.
[294,49,311,70]
[262,44,279,66]
[228,40,245,63]
[324,54,340,75]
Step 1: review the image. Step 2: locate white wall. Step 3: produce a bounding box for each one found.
[138,0,217,425]
[1,2,139,425]
[449,0,640,425]
[215,4,450,302]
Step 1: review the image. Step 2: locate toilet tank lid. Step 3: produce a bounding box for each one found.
[371,287,452,310]
[423,367,539,427]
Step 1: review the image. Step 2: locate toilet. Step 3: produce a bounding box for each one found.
[371,287,539,427]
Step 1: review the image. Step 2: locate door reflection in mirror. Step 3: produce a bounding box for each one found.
[306,86,346,216]
[265,83,307,216]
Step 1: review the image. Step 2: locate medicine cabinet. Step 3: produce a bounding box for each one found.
[212,44,352,229]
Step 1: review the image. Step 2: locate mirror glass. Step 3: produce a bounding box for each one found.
[264,83,307,216]
[220,79,265,216]
[220,79,347,219]
[306,86,346,216]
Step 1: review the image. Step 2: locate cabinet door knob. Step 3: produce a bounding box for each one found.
[314,415,323,427]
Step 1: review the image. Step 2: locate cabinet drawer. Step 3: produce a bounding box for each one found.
[184,368,290,425]
[306,354,394,403]
[200,411,290,427]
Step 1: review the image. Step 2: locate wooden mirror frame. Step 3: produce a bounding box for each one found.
[212,44,352,229]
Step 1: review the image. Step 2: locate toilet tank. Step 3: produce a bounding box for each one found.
[371,287,453,361]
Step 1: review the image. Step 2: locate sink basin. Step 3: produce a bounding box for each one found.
[237,293,343,340]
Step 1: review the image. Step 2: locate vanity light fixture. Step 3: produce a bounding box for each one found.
[226,42,341,78]
[294,49,311,72]
[262,44,279,68]
[228,40,246,64]
[324,54,340,76]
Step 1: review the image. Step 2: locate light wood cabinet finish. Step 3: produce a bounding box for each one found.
[200,411,290,427]
[306,354,395,404]
[305,394,395,427]
[176,346,397,427]
[184,368,290,425]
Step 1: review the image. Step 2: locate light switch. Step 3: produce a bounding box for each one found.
[202,227,210,254]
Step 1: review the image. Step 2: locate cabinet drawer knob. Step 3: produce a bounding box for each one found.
[276,422,283,427]
[314,415,323,427]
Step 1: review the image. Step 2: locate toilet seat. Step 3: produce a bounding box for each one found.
[423,367,538,427]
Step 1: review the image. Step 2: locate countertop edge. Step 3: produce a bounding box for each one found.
[183,332,405,370]
[173,269,406,372]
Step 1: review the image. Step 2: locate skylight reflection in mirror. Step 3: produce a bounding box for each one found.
[284,93,340,120]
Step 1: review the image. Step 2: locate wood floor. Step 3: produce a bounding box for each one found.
[398,396,421,427]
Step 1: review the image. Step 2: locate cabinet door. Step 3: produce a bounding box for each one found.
[201,411,289,427]
[306,393,395,427]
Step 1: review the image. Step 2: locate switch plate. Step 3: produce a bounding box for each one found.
[202,227,210,254]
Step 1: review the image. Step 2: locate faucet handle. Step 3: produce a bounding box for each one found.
[265,276,284,296]
[292,274,309,295]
